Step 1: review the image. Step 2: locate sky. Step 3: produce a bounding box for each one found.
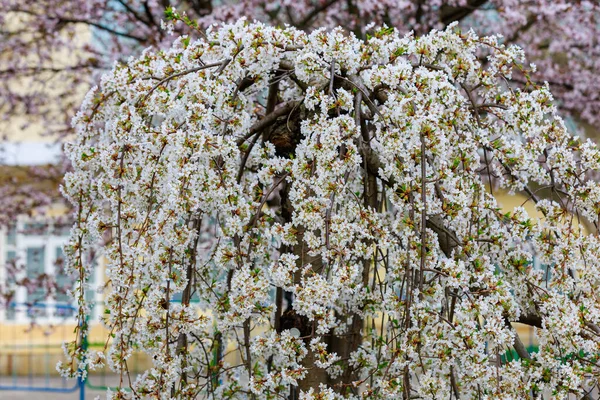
[1,141,63,165]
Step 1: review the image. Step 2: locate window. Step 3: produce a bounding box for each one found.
[55,247,75,317]
[26,247,46,318]
[1,217,95,323]
[6,224,16,245]
[5,250,17,320]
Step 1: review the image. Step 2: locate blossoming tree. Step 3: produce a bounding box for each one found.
[61,18,600,399]
[4,1,600,318]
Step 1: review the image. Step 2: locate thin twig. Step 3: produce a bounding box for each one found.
[136,60,229,106]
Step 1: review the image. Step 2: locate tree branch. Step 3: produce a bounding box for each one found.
[505,317,531,360]
[440,0,489,25]
[58,17,146,41]
[236,101,300,146]
[137,60,229,106]
[297,0,341,28]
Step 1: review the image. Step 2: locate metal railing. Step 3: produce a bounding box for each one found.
[1,301,159,397]
[0,302,86,398]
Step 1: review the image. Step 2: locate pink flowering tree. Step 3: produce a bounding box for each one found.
[62,19,600,399]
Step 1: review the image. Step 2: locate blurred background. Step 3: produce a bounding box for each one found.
[2,1,599,398]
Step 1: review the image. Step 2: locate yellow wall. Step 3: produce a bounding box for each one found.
[0,323,138,376]
[1,13,91,144]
